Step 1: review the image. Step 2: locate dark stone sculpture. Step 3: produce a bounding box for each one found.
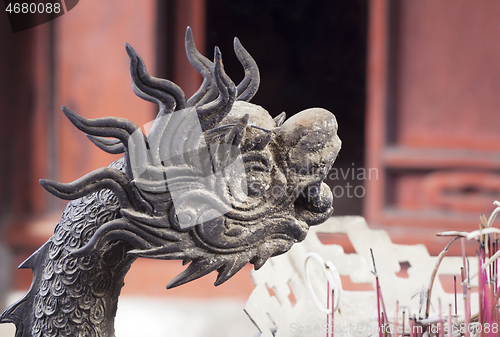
[0,27,341,337]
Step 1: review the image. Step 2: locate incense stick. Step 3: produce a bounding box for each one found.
[454,275,458,316]
[327,280,330,337]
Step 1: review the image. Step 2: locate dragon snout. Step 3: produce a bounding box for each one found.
[293,181,334,227]
[276,108,340,226]
[278,108,341,179]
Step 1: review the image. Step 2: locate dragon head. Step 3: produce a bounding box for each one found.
[40,27,341,288]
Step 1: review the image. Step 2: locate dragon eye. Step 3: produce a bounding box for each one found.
[245,163,271,197]
[245,158,271,198]
[247,177,265,197]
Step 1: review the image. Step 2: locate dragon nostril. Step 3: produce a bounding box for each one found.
[308,184,320,198]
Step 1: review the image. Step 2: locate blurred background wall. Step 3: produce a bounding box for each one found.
[365,0,500,255]
[0,0,499,327]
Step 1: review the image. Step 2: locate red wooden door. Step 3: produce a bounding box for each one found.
[365,0,500,255]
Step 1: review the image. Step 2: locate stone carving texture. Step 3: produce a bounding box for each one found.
[0,28,340,337]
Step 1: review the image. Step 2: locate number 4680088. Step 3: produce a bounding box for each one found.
[5,2,61,14]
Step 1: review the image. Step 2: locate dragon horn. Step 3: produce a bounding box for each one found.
[274,112,286,126]
[185,27,218,107]
[126,43,186,114]
[61,105,143,149]
[196,47,237,132]
[39,167,134,209]
[234,37,260,102]
[86,135,125,154]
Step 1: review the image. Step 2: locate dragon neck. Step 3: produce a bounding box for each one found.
[2,184,136,337]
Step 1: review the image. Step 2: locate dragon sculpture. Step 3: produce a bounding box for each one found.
[0,28,341,337]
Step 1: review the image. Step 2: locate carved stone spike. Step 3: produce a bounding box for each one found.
[0,27,341,336]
